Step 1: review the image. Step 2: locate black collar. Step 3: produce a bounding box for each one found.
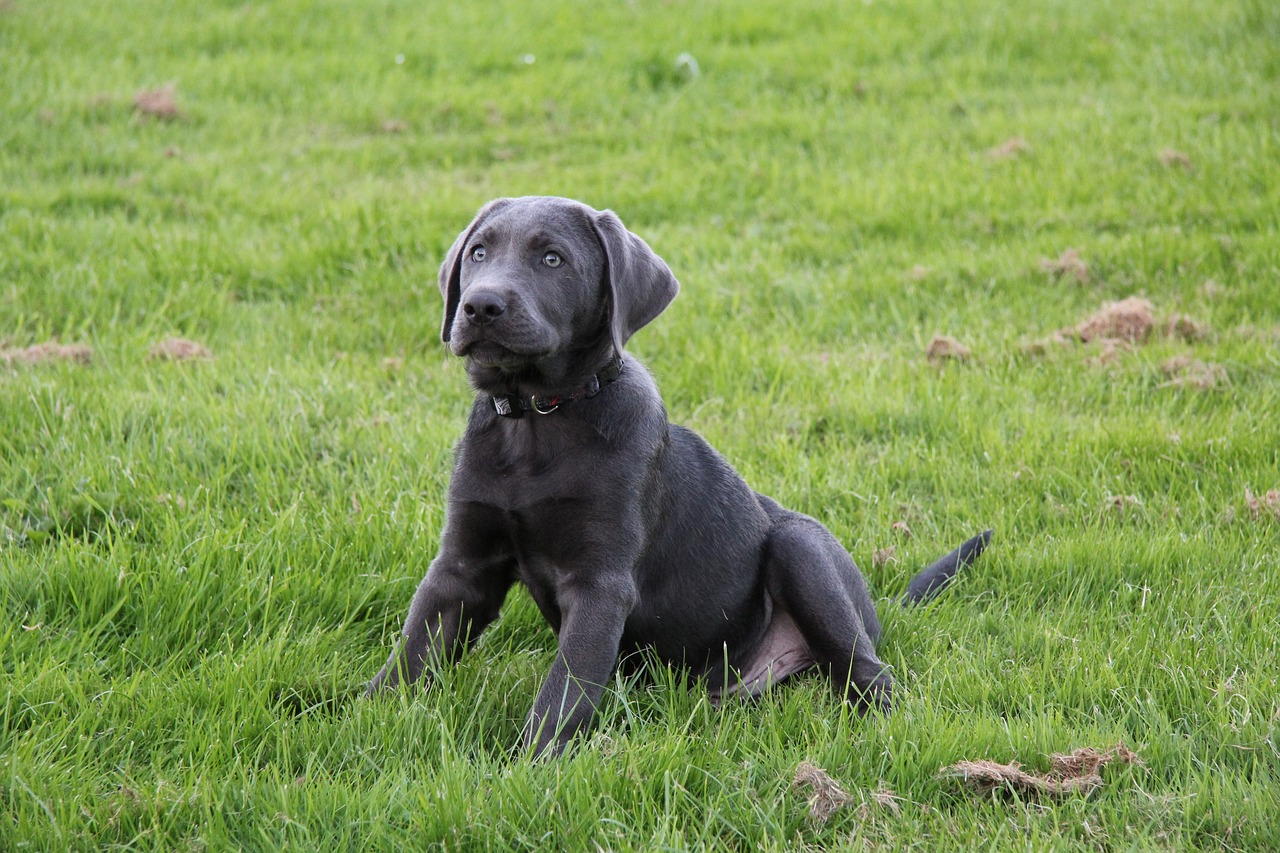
[490,355,624,419]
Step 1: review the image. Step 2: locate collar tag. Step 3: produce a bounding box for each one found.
[492,395,522,418]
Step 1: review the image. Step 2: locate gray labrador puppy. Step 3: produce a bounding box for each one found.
[368,196,990,756]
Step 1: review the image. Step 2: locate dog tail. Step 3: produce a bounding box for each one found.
[901,529,992,605]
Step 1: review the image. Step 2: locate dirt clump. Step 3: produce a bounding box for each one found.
[1104,494,1142,512]
[148,337,212,361]
[1158,148,1193,170]
[1,341,93,366]
[1084,339,1131,367]
[134,85,181,120]
[1199,280,1225,300]
[926,334,971,364]
[1160,356,1227,389]
[987,137,1031,160]
[1072,296,1155,343]
[1028,297,1212,364]
[1164,314,1209,342]
[1039,248,1090,284]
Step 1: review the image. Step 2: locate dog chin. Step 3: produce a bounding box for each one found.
[457,339,533,368]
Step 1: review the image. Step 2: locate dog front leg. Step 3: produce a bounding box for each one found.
[366,554,511,695]
[523,575,637,758]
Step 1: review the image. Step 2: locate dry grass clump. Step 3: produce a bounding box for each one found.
[871,546,897,569]
[862,786,904,816]
[155,493,189,510]
[792,762,854,821]
[1244,489,1280,522]
[944,743,1141,799]
[792,762,907,823]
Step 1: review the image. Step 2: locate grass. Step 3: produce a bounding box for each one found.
[2,0,1279,848]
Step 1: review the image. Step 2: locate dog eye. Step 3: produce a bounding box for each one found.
[470,246,486,262]
[543,251,562,268]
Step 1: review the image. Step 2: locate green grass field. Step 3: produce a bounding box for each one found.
[3,0,1279,849]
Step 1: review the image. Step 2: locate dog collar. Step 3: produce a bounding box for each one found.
[490,356,623,418]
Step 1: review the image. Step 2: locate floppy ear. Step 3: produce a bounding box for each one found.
[591,210,679,353]
[438,198,513,343]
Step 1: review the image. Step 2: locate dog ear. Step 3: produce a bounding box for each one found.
[591,210,679,353]
[438,199,513,343]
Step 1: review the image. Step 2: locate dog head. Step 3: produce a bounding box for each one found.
[438,197,679,383]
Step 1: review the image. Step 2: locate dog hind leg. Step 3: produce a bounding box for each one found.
[760,515,893,713]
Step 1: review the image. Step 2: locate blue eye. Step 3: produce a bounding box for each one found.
[543,251,562,268]
[471,246,486,262]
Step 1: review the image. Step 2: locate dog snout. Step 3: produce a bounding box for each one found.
[462,290,507,326]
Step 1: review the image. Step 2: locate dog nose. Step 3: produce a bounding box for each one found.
[462,291,507,326]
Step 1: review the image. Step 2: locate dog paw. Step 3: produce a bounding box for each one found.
[850,673,893,715]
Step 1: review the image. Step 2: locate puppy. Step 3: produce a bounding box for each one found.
[368,196,990,756]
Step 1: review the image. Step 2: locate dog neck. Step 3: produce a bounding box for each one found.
[465,342,624,419]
